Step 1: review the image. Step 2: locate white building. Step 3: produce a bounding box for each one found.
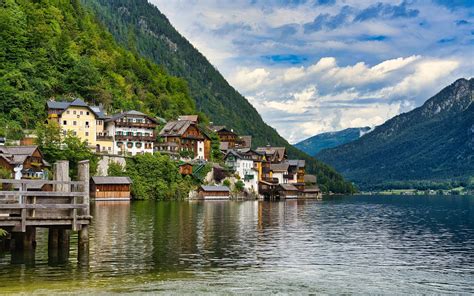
[224,150,259,194]
[105,111,158,156]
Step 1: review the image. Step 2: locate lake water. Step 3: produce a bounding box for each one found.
[0,195,473,294]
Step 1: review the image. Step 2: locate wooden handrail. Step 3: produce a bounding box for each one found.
[0,204,88,209]
[0,179,85,185]
[0,191,85,197]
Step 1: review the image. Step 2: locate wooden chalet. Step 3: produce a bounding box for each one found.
[256,146,287,163]
[0,146,50,180]
[90,176,133,201]
[179,163,193,176]
[197,185,230,200]
[209,126,238,149]
[157,119,211,160]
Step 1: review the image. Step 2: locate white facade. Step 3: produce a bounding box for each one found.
[106,117,155,156]
[196,140,205,160]
[273,172,285,184]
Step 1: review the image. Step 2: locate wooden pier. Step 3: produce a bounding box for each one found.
[0,160,91,264]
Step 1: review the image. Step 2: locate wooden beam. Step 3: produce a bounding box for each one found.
[0,191,85,197]
[0,179,84,185]
[0,204,88,209]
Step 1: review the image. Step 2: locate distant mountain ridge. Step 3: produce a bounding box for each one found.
[295,127,371,156]
[317,78,474,189]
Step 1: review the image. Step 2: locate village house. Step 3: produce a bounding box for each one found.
[157,118,211,161]
[303,174,322,199]
[105,110,158,156]
[224,150,259,193]
[256,146,287,163]
[209,125,252,152]
[197,185,230,200]
[47,98,110,152]
[0,146,50,180]
[90,176,133,201]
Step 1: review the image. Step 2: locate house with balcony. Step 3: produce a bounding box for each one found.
[0,146,50,180]
[256,146,287,163]
[105,111,158,156]
[157,118,211,160]
[224,150,259,193]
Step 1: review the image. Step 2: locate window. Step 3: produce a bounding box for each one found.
[62,130,67,136]
[86,112,90,115]
[73,121,77,126]
[117,142,123,148]
[63,120,67,125]
[85,132,89,136]
[108,147,111,151]
[136,142,142,149]
[80,111,83,115]
[66,111,70,114]
[73,131,77,136]
[85,121,89,127]
[127,142,133,148]
[73,111,76,115]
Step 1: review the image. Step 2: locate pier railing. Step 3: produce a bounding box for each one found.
[0,179,90,232]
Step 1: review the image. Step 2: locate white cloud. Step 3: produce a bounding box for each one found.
[149,0,473,143]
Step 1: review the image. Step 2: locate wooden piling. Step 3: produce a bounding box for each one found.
[77,161,90,265]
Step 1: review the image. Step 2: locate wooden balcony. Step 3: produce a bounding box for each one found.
[115,135,155,142]
[115,121,156,129]
[96,135,113,141]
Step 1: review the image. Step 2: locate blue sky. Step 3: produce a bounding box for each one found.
[151,0,473,143]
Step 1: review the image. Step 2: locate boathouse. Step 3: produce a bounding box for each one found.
[90,176,132,201]
[197,185,230,200]
[278,183,299,199]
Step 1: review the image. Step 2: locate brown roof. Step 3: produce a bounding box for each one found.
[91,176,132,185]
[239,136,252,148]
[270,162,289,172]
[178,115,199,123]
[304,174,317,184]
[160,120,193,137]
[279,184,298,191]
[0,146,47,165]
[256,146,286,162]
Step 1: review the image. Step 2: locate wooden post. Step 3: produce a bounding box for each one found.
[54,161,70,192]
[78,160,90,217]
[78,160,90,265]
[58,229,70,263]
[78,225,89,265]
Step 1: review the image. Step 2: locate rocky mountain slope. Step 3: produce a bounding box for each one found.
[317,78,474,189]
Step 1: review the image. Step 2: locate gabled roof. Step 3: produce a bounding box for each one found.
[279,183,298,191]
[178,115,199,123]
[209,125,236,135]
[200,185,230,192]
[106,110,158,123]
[91,176,132,185]
[304,174,317,184]
[47,98,106,119]
[256,146,286,162]
[160,120,193,137]
[288,159,305,168]
[224,150,242,160]
[239,136,252,148]
[270,162,289,172]
[0,146,47,166]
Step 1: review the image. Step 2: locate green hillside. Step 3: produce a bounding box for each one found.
[0,0,195,138]
[80,0,355,193]
[317,78,474,190]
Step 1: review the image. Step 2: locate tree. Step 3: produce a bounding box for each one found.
[35,121,98,177]
[235,180,245,192]
[223,179,231,188]
[108,161,125,176]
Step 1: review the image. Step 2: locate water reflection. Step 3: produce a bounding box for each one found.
[0,196,472,294]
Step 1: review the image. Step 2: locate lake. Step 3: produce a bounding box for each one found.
[0,195,473,294]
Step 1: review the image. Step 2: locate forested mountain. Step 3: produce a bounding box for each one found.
[317,78,474,190]
[80,0,355,193]
[0,0,195,138]
[295,127,371,156]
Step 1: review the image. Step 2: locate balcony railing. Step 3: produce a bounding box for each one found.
[115,135,155,142]
[115,121,156,129]
[96,135,113,141]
